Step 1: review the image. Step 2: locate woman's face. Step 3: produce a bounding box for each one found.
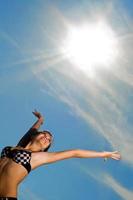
[37,133,52,151]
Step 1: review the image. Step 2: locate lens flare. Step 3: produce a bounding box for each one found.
[63,22,118,76]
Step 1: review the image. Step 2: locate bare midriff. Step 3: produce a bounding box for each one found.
[0,158,28,198]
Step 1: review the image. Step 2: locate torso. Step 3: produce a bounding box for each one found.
[0,157,28,197]
[0,147,38,198]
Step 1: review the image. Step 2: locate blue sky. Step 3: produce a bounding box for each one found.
[0,0,133,200]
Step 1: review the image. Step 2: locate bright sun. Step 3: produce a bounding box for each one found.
[63,22,118,76]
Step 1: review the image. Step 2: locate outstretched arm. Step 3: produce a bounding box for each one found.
[31,149,121,169]
[17,110,44,147]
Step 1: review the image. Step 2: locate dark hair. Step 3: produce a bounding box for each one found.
[17,129,53,152]
[43,142,52,152]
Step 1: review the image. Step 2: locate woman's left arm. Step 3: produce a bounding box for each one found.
[30,149,121,169]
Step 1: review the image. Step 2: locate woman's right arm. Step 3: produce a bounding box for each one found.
[17,110,44,147]
[30,110,44,130]
[31,149,121,169]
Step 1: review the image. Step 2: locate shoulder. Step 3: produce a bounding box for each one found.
[30,149,76,170]
[0,146,12,158]
[1,146,12,151]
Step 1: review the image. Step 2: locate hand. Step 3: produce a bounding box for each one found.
[32,109,44,123]
[103,151,121,161]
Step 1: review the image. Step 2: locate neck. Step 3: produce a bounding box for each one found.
[25,142,42,152]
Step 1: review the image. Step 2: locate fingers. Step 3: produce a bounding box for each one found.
[32,109,40,114]
[32,111,37,116]
[112,151,119,154]
[32,109,39,114]
[111,152,121,160]
[111,156,120,160]
[32,109,42,118]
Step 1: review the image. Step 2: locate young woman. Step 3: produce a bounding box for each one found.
[0,110,121,200]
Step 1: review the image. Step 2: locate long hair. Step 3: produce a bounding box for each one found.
[17,129,53,152]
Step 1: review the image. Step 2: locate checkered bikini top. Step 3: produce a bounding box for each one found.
[0,146,32,173]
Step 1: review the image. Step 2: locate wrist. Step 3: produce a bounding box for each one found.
[101,151,107,158]
[39,116,44,124]
[102,151,111,159]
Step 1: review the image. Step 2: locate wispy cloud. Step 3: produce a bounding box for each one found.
[73,161,133,200]
[19,183,45,200]
[0,30,20,49]
[32,1,133,166]
[104,174,133,200]
[39,65,133,165]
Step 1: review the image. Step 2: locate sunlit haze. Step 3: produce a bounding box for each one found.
[63,22,118,75]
